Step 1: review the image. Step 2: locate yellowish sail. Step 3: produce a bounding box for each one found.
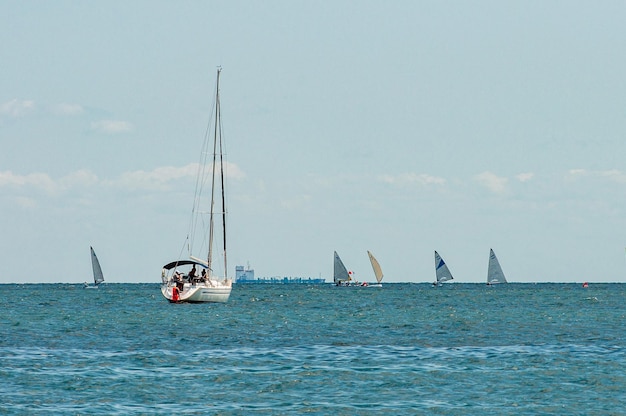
[367,251,384,284]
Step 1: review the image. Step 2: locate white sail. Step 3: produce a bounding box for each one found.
[90,246,104,285]
[367,250,384,284]
[434,251,453,283]
[334,251,350,283]
[487,248,507,284]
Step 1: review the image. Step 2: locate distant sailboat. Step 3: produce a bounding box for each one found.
[334,251,351,286]
[367,250,383,287]
[487,248,508,285]
[85,246,104,289]
[433,250,454,286]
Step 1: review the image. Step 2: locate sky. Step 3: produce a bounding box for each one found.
[2,1,626,283]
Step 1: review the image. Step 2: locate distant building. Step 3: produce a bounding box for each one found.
[235,264,255,282]
[235,264,325,284]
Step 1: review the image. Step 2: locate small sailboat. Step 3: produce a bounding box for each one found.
[160,68,232,303]
[334,251,350,286]
[433,250,453,286]
[334,251,353,286]
[486,248,508,285]
[366,250,383,287]
[85,246,104,289]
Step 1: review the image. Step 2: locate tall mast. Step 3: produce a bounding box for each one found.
[207,68,221,272]
[219,83,227,280]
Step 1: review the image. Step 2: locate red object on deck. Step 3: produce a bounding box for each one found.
[172,286,180,301]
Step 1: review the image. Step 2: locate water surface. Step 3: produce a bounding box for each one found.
[1,283,624,414]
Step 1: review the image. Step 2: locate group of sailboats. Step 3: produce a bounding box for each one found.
[432,248,508,286]
[334,251,384,287]
[88,246,506,291]
[86,69,508,299]
[333,248,507,287]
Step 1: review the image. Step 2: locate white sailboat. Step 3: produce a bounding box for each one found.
[366,250,383,287]
[333,251,352,286]
[487,248,508,285]
[433,250,453,286]
[85,246,104,289]
[160,68,232,303]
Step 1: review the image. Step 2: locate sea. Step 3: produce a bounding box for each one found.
[1,283,624,415]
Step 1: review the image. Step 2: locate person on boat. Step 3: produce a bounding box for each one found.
[174,270,184,291]
[188,265,197,281]
[201,269,207,282]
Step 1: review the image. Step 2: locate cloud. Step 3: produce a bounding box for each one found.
[599,169,626,183]
[0,163,245,195]
[567,169,626,183]
[52,103,84,116]
[91,120,133,133]
[59,169,99,188]
[0,99,35,117]
[0,171,56,193]
[516,172,534,182]
[223,162,246,180]
[474,171,508,194]
[0,170,99,195]
[1,100,86,119]
[113,162,245,191]
[115,164,197,190]
[378,172,446,186]
[568,169,587,177]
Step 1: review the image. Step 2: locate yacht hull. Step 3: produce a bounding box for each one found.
[161,281,232,303]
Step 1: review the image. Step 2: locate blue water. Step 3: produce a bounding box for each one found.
[1,283,624,414]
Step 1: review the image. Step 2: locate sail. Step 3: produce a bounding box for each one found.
[367,251,383,284]
[334,251,350,283]
[434,251,453,283]
[90,246,104,285]
[487,249,507,284]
